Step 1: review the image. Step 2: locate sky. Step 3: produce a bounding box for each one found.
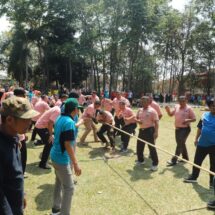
[0,0,189,33]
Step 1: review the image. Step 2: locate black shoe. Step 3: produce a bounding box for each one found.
[51,208,61,215]
[34,140,44,146]
[183,175,197,183]
[207,200,215,209]
[166,160,177,167]
[39,164,51,169]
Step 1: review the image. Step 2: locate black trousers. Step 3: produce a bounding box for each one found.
[31,121,37,141]
[36,128,52,167]
[20,140,27,174]
[171,127,191,163]
[191,145,215,184]
[121,123,137,150]
[114,116,124,136]
[136,127,158,166]
[97,124,115,148]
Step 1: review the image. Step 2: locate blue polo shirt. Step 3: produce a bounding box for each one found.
[51,115,76,165]
[197,112,215,147]
[0,131,24,215]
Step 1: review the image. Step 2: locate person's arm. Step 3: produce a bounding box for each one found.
[194,128,201,146]
[154,120,159,139]
[165,106,174,116]
[47,120,54,143]
[64,141,81,176]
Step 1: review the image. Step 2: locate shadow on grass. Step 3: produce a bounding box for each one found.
[77,142,93,149]
[159,163,189,179]
[88,147,107,159]
[26,140,44,149]
[35,184,54,211]
[26,162,52,175]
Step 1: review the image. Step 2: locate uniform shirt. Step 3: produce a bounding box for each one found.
[32,100,50,122]
[172,104,196,128]
[54,99,62,107]
[81,104,96,120]
[197,112,215,147]
[101,98,113,112]
[78,94,86,105]
[0,131,24,215]
[31,96,40,107]
[35,106,61,129]
[119,107,136,125]
[150,101,162,118]
[51,115,76,165]
[112,96,130,115]
[136,106,159,129]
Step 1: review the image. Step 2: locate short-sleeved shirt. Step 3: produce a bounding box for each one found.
[0,131,24,215]
[119,107,136,125]
[197,112,215,147]
[150,101,162,118]
[50,115,76,165]
[55,99,62,107]
[172,104,196,128]
[112,96,130,115]
[136,107,159,128]
[35,106,61,129]
[96,111,114,124]
[78,94,86,105]
[82,104,96,120]
[32,100,50,121]
[101,98,113,112]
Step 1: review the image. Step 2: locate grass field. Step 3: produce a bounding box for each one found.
[24,106,215,215]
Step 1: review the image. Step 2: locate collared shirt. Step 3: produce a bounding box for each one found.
[96,111,114,125]
[0,131,24,215]
[81,104,96,120]
[136,107,159,129]
[172,104,196,128]
[150,101,162,118]
[112,96,130,115]
[119,107,136,125]
[101,98,113,112]
[32,100,50,122]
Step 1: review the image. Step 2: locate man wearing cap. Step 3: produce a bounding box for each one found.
[35,106,61,169]
[79,100,101,143]
[135,96,159,171]
[118,99,136,152]
[0,97,39,215]
[112,91,130,136]
[165,96,196,166]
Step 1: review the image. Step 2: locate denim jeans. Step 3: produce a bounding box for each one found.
[52,162,74,215]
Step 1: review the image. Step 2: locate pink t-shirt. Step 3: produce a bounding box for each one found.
[55,99,62,107]
[101,98,113,112]
[32,97,41,107]
[82,104,96,120]
[136,107,159,128]
[97,111,114,124]
[35,106,60,129]
[112,96,130,114]
[172,104,196,128]
[150,101,162,118]
[78,94,86,105]
[119,107,136,125]
[32,100,50,121]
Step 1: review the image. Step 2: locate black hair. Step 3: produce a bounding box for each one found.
[207,99,215,107]
[14,88,26,97]
[69,92,79,99]
[1,115,6,124]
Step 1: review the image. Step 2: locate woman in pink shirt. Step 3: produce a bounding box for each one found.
[165,96,196,166]
[118,99,136,153]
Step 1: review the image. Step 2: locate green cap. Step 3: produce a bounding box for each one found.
[0,96,40,119]
[64,98,82,114]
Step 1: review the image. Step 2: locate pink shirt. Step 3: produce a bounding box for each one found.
[82,104,96,120]
[119,107,136,125]
[150,101,162,118]
[55,99,62,107]
[136,107,159,128]
[78,94,86,105]
[33,100,50,121]
[32,97,41,107]
[35,106,60,129]
[96,111,114,124]
[112,96,130,114]
[172,104,196,128]
[101,98,113,112]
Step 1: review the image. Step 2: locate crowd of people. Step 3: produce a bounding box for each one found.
[0,86,215,214]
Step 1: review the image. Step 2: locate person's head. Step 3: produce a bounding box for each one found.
[13,88,26,98]
[41,94,49,103]
[145,93,153,103]
[94,100,101,109]
[119,99,126,110]
[141,96,150,108]
[116,91,121,99]
[0,97,39,135]
[60,94,69,103]
[178,96,187,107]
[92,91,97,97]
[207,99,215,115]
[63,98,81,117]
[69,91,79,99]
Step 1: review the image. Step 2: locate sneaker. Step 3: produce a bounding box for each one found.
[166,160,177,167]
[120,148,128,153]
[150,165,158,171]
[51,208,60,215]
[183,175,197,183]
[207,200,215,209]
[39,164,51,170]
[23,173,28,179]
[135,160,145,166]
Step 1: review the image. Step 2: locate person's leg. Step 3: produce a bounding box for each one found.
[31,124,37,141]
[91,121,99,142]
[97,124,108,144]
[107,126,115,148]
[209,146,215,186]
[136,130,145,162]
[171,129,183,164]
[121,124,132,150]
[80,120,92,142]
[181,127,191,160]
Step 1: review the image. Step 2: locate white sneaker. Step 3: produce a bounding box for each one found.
[135,160,145,166]
[150,165,158,171]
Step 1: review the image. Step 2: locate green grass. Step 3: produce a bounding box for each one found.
[24,107,215,215]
